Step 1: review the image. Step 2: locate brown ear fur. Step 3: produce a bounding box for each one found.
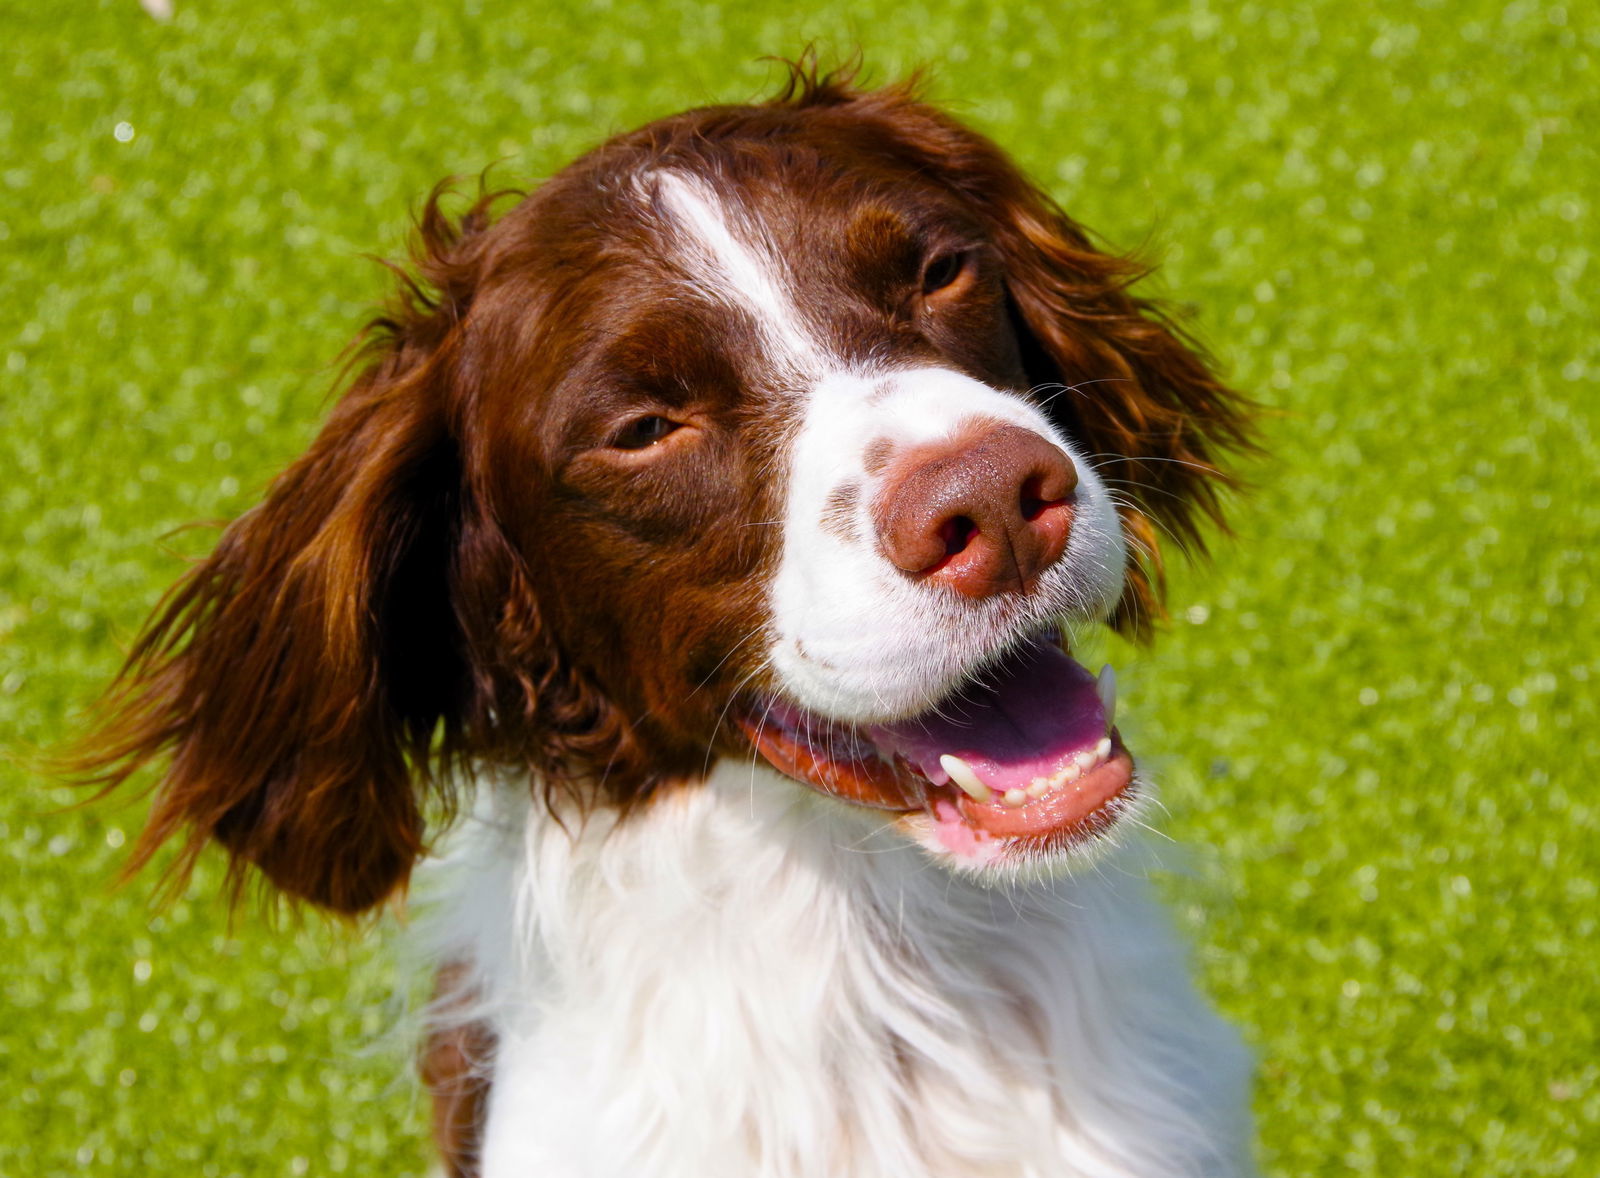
[806,77,1256,638]
[993,196,1256,639]
[72,185,507,914]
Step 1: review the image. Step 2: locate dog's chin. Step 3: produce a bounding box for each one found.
[737,631,1137,879]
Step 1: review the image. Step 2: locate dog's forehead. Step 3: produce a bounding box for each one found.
[498,132,990,436]
[605,162,962,379]
[639,168,827,379]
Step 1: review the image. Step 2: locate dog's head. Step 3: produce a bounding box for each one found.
[80,69,1251,912]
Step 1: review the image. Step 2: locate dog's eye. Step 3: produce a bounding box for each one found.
[921,251,970,296]
[610,415,681,450]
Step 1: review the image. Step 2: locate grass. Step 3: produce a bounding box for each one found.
[2,0,1595,1173]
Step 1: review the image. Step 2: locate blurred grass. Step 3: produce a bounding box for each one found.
[2,0,1595,1173]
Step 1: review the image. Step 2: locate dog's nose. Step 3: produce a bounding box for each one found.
[873,424,1078,598]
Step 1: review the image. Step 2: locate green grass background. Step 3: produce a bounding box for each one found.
[3,0,1595,1173]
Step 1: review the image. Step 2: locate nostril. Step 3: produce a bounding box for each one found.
[938,515,977,558]
[1019,475,1070,522]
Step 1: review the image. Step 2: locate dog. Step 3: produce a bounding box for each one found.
[81,64,1256,1177]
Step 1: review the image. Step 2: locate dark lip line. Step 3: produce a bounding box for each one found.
[733,734,1136,864]
[738,701,1123,841]
[733,704,919,813]
[735,622,1108,832]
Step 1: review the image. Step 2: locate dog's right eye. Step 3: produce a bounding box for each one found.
[610,415,681,450]
[921,250,971,296]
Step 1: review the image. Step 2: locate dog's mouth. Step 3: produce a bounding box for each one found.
[737,633,1133,865]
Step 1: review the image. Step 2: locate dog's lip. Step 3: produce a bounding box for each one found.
[737,713,923,813]
[736,634,1133,849]
[936,733,1132,838]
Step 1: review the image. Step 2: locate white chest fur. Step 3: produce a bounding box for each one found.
[421,763,1253,1178]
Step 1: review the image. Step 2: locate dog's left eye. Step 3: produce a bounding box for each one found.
[610,415,681,450]
[921,250,970,296]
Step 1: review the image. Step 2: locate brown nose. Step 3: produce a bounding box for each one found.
[873,423,1078,598]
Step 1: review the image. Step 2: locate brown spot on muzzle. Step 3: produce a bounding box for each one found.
[821,482,861,540]
[863,437,895,474]
[872,422,1078,598]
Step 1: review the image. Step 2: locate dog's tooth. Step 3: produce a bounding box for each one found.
[940,754,992,804]
[1073,750,1096,773]
[1095,736,1112,762]
[1096,664,1117,730]
[1026,778,1052,798]
[1002,788,1028,808]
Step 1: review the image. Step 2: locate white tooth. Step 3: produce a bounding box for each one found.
[940,754,992,803]
[1073,750,1096,773]
[1003,788,1028,807]
[1026,778,1051,798]
[1095,736,1112,762]
[1060,760,1082,785]
[1096,664,1117,730]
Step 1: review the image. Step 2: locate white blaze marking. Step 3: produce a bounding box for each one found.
[651,171,822,374]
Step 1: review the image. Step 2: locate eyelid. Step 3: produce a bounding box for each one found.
[921,248,974,295]
[609,414,681,450]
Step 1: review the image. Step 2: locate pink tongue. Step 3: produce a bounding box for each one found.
[867,639,1107,793]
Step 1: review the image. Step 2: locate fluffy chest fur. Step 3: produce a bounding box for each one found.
[427,764,1252,1178]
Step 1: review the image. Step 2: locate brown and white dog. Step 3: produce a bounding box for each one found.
[83,66,1256,1177]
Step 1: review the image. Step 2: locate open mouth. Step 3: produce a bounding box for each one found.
[737,633,1134,865]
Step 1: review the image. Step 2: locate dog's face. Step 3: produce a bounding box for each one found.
[498,129,1136,873]
[81,75,1249,911]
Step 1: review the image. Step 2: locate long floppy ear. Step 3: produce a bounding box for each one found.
[72,186,502,914]
[987,190,1255,639]
[825,81,1256,638]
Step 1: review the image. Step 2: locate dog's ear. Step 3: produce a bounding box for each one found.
[991,192,1255,639]
[73,186,504,914]
[835,84,1256,639]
